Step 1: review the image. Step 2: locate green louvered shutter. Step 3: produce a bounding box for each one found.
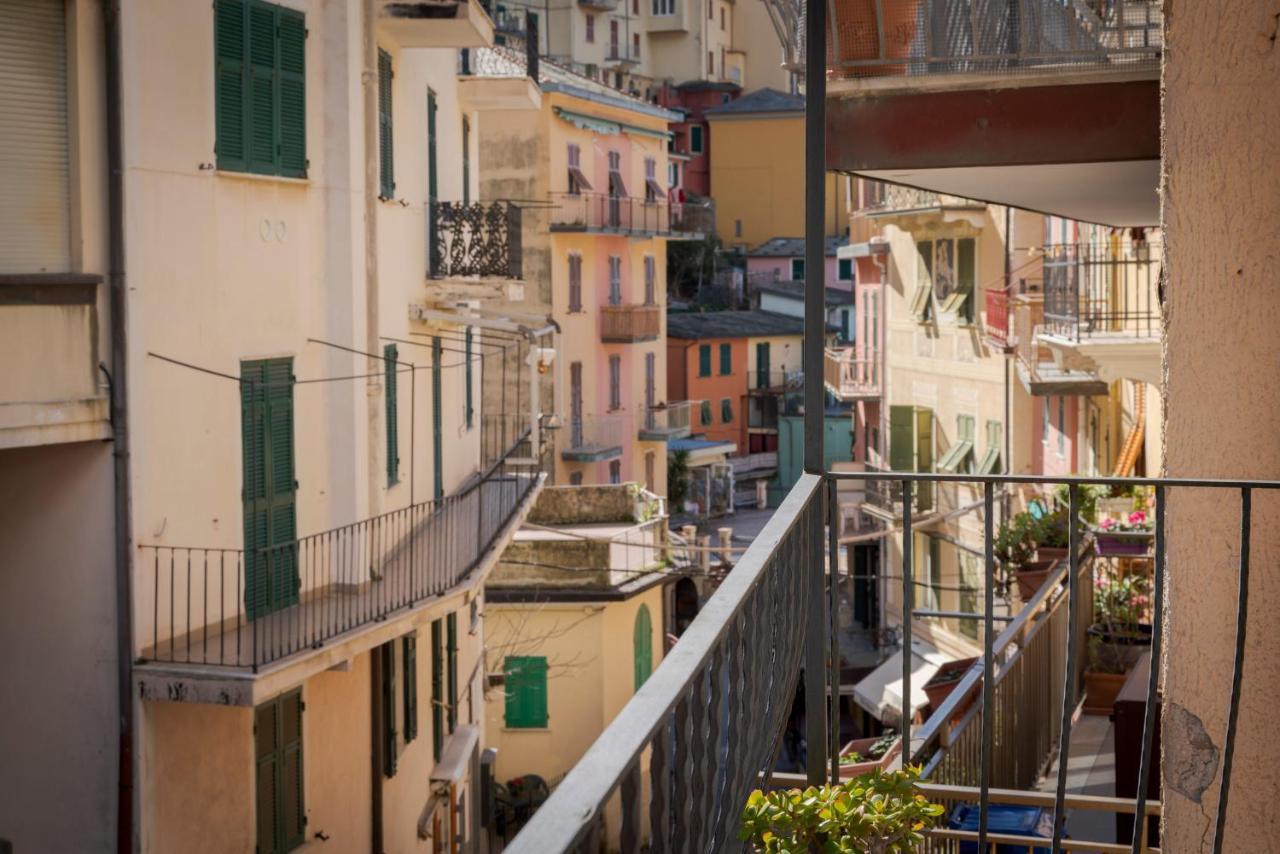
[698,344,711,377]
[256,689,303,854]
[247,1,277,174]
[266,359,298,609]
[242,361,270,618]
[384,344,399,486]
[464,329,474,428]
[719,342,732,375]
[403,635,418,743]
[432,337,443,500]
[255,699,280,854]
[916,408,934,511]
[279,690,304,850]
[431,619,444,759]
[214,0,247,171]
[446,612,458,733]
[378,50,394,198]
[633,604,653,692]
[277,8,306,177]
[380,642,397,777]
[888,405,915,472]
[504,656,548,728]
[242,358,297,618]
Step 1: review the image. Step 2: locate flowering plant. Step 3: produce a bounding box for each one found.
[1097,510,1153,533]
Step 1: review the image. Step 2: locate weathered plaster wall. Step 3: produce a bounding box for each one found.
[1161,3,1280,847]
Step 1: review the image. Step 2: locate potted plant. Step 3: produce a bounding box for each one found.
[922,657,978,718]
[1032,506,1071,563]
[1091,510,1154,556]
[1083,635,1131,715]
[837,730,902,779]
[740,766,945,853]
[996,511,1058,601]
[1083,568,1152,714]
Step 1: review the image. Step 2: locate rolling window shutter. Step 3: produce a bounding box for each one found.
[277,8,306,177]
[247,1,277,174]
[378,50,394,197]
[280,690,304,849]
[214,0,247,172]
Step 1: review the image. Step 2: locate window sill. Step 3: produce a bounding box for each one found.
[215,169,309,187]
[503,726,551,733]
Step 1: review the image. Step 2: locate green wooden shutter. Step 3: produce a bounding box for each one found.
[719,342,731,375]
[721,398,733,422]
[380,642,397,777]
[432,337,443,501]
[279,690,304,849]
[462,116,471,205]
[243,358,297,619]
[431,619,444,760]
[465,329,474,428]
[957,237,976,323]
[700,400,712,426]
[254,699,280,854]
[277,8,306,178]
[256,689,303,854]
[265,359,298,610]
[504,656,548,728]
[403,635,418,743]
[698,344,711,377]
[214,0,247,171]
[446,612,458,733]
[888,405,915,472]
[242,361,270,616]
[633,605,653,691]
[916,407,934,511]
[378,49,394,197]
[756,342,770,388]
[246,1,277,174]
[384,344,399,486]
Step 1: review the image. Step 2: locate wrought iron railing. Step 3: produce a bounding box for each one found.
[823,346,879,398]
[1042,240,1161,342]
[548,192,713,238]
[600,304,661,343]
[508,470,1277,853]
[137,452,542,671]
[428,200,523,280]
[559,413,629,461]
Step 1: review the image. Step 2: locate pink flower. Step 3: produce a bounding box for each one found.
[1099,518,1116,530]
[1128,510,1147,525]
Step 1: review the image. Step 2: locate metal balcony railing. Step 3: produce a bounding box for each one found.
[508,470,1277,853]
[1042,240,1161,342]
[823,346,879,399]
[548,192,713,238]
[637,401,692,441]
[984,286,1011,350]
[428,200,523,280]
[600,304,661,343]
[137,451,543,671]
[559,414,628,462]
[606,42,640,64]
[750,368,804,392]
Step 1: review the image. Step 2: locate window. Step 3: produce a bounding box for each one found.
[721,398,734,423]
[634,604,654,690]
[431,619,444,758]
[567,144,592,194]
[838,258,853,281]
[932,238,955,304]
[790,258,805,281]
[1057,395,1066,456]
[609,460,622,484]
[734,219,742,238]
[609,20,619,56]
[708,0,713,18]
[644,157,663,203]
[634,32,641,58]
[568,253,583,311]
[720,6,725,28]
[689,125,704,154]
[462,116,471,204]
[653,0,675,15]
[698,344,712,377]
[939,238,976,323]
[700,400,713,425]
[633,0,639,13]
[255,689,304,854]
[607,150,627,197]
[378,49,394,197]
[888,405,934,510]
[719,342,732,375]
[910,240,933,321]
[401,635,417,745]
[668,162,678,188]
[1042,397,1051,444]
[958,554,980,640]
[585,13,594,41]
[938,414,975,473]
[608,255,622,305]
[707,50,714,75]
[504,656,548,728]
[609,355,622,410]
[384,347,399,485]
[755,341,770,389]
[644,255,656,304]
[569,471,584,486]
[464,329,474,428]
[977,419,1003,475]
[215,0,307,178]
[242,358,298,619]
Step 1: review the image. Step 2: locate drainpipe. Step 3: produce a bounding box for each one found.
[103,3,136,851]
[364,0,381,521]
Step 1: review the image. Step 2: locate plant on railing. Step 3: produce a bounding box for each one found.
[839,732,900,766]
[739,767,944,853]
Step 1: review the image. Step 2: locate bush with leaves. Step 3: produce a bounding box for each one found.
[739,766,944,853]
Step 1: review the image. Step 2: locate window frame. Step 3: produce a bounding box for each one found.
[378,48,395,198]
[503,656,549,728]
[790,258,805,281]
[384,344,399,486]
[720,398,734,423]
[718,342,732,375]
[689,125,704,154]
[698,344,712,377]
[700,400,713,426]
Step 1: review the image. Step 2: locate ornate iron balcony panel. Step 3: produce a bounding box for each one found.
[429,200,523,280]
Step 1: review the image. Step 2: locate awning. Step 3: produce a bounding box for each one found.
[431,724,479,784]
[852,639,951,723]
[645,177,666,200]
[553,107,673,141]
[609,171,628,198]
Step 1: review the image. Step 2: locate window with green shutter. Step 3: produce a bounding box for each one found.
[719,342,732,375]
[215,0,307,178]
[698,344,711,377]
[504,656,548,728]
[255,689,304,854]
[431,618,444,759]
[838,258,853,281]
[446,612,458,733]
[403,634,418,744]
[379,642,397,777]
[384,344,399,486]
[378,48,394,198]
[700,400,712,426]
[755,342,770,389]
[462,116,471,205]
[721,398,733,423]
[465,328,474,428]
[633,605,653,692]
[242,358,298,619]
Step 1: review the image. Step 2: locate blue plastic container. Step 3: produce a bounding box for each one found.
[948,803,1054,854]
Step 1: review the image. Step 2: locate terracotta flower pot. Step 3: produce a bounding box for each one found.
[1083,670,1129,715]
[923,657,978,718]
[837,735,902,778]
[1037,546,1070,562]
[1015,558,1058,602]
[828,0,921,80]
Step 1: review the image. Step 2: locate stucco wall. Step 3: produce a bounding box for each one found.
[1161,3,1280,847]
[677,336,747,448]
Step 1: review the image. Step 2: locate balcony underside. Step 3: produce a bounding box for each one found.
[1039,334,1162,386]
[828,79,1160,226]
[560,444,623,462]
[377,0,495,48]
[1016,360,1109,397]
[601,333,658,344]
[637,425,691,442]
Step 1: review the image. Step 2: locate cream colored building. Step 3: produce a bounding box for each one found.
[1,1,548,852]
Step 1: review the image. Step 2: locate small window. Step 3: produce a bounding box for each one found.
[790,258,805,281]
[668,162,678,187]
[700,400,713,426]
[609,356,622,410]
[698,344,712,377]
[585,13,594,41]
[609,460,622,483]
[634,32,641,58]
[689,125,704,154]
[734,219,742,238]
[569,471,584,486]
[607,150,627,198]
[644,158,663,203]
[721,398,733,423]
[504,656,548,728]
[608,255,622,305]
[568,253,583,312]
[567,143,592,194]
[719,342,732,375]
[837,258,853,281]
[707,50,714,75]
[720,6,725,29]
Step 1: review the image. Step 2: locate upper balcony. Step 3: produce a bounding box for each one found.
[637,401,693,442]
[559,414,628,462]
[548,192,713,240]
[1039,239,1161,385]
[578,0,619,9]
[600,304,661,343]
[605,43,641,67]
[458,45,543,112]
[986,283,1109,396]
[424,201,525,304]
[0,275,111,450]
[375,0,496,49]
[823,346,880,401]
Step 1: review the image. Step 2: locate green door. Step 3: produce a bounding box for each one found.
[242,358,298,619]
[755,341,770,389]
[432,336,443,500]
[633,604,653,691]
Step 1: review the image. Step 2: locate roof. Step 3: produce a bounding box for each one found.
[470,46,679,122]
[748,235,848,257]
[668,437,736,453]
[704,88,804,117]
[755,280,854,306]
[666,310,806,339]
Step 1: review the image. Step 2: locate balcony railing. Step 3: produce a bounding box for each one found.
[429,200,523,280]
[509,470,1277,853]
[750,368,804,392]
[577,0,618,9]
[559,413,628,462]
[548,192,713,238]
[600,304,661,343]
[637,401,692,442]
[817,0,1163,82]
[984,286,1012,350]
[606,43,640,64]
[823,346,880,399]
[1043,240,1161,342]
[137,451,542,671]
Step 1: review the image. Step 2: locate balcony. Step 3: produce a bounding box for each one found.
[823,346,880,400]
[1040,240,1162,385]
[577,0,618,9]
[134,451,543,702]
[0,275,110,449]
[605,43,640,66]
[983,286,1012,351]
[375,0,495,48]
[988,283,1109,396]
[559,414,628,462]
[600,304,660,343]
[458,49,542,111]
[425,201,524,303]
[548,192,713,239]
[505,470,1274,852]
[637,401,692,442]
